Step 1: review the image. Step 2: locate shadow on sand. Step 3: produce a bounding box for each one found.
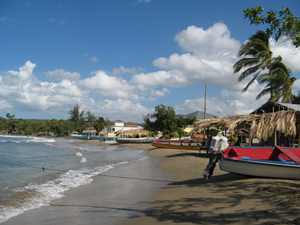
[137,172,300,224]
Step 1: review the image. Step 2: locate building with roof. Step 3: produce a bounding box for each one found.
[251,101,300,114]
[250,101,300,147]
[107,120,139,138]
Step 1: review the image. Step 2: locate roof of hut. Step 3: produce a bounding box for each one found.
[250,101,300,114]
[114,129,153,138]
[191,110,298,141]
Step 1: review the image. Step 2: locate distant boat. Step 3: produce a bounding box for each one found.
[115,137,154,143]
[152,139,206,150]
[72,135,113,140]
[220,145,300,180]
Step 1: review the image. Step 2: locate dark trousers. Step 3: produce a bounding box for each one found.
[205,153,221,178]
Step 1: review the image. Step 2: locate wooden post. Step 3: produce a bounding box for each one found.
[273,107,277,146]
[203,84,207,139]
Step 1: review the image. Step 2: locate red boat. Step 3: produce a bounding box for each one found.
[220,146,300,179]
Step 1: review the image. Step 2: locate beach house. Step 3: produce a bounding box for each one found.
[107,120,139,138]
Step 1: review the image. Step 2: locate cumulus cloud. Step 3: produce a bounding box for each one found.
[79,71,139,100]
[174,23,240,58]
[0,61,87,114]
[271,38,300,73]
[132,23,241,91]
[44,69,81,80]
[112,66,144,75]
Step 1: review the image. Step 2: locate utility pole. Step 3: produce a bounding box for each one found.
[203,84,207,139]
[204,84,207,120]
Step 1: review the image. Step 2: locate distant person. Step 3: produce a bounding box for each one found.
[203,134,229,180]
[205,135,212,156]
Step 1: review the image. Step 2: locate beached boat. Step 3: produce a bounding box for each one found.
[115,137,154,143]
[152,139,206,150]
[219,146,300,179]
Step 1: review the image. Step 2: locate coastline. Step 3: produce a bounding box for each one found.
[1,141,175,225]
[2,140,300,224]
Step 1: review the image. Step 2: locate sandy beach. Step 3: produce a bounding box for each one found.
[3,140,300,225]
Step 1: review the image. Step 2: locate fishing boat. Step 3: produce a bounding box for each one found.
[115,137,154,143]
[152,139,206,150]
[219,146,300,179]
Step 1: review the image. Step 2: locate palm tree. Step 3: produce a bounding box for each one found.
[256,61,296,103]
[233,30,282,92]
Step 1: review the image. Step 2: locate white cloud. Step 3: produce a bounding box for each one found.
[44,69,81,80]
[79,71,139,100]
[271,38,300,73]
[112,66,144,75]
[0,62,87,113]
[132,23,241,90]
[174,23,240,58]
[175,88,268,117]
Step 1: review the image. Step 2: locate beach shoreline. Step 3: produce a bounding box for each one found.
[2,140,300,224]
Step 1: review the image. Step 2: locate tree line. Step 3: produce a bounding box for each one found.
[0,104,108,136]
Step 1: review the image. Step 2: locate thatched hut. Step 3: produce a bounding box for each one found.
[191,109,300,147]
[114,129,153,138]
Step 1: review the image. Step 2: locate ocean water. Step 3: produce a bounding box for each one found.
[0,135,147,223]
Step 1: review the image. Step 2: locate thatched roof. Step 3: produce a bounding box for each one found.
[114,129,153,138]
[191,110,298,141]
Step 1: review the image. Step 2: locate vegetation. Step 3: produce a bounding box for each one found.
[257,61,296,102]
[0,104,109,137]
[143,104,196,139]
[234,6,299,102]
[244,6,300,47]
[233,30,282,92]
[94,117,107,135]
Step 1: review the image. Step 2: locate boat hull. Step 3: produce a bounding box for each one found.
[219,157,300,179]
[116,138,153,143]
[220,146,300,179]
[152,140,206,150]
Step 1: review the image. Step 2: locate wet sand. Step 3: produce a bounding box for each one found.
[3,140,300,224]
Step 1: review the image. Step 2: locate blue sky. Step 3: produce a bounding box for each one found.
[1,0,300,123]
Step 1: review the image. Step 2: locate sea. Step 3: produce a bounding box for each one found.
[0,135,147,223]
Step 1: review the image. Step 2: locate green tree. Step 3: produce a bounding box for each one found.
[68,104,85,131]
[56,120,65,136]
[94,117,106,135]
[7,120,19,133]
[50,119,57,133]
[143,104,178,138]
[176,116,196,139]
[233,30,282,92]
[45,120,51,131]
[0,117,7,130]
[6,113,15,120]
[257,61,296,103]
[244,6,300,47]
[86,111,96,127]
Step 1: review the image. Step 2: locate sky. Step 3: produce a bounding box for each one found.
[1,0,300,123]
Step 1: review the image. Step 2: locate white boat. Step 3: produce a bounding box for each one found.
[219,146,300,180]
[115,137,154,143]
